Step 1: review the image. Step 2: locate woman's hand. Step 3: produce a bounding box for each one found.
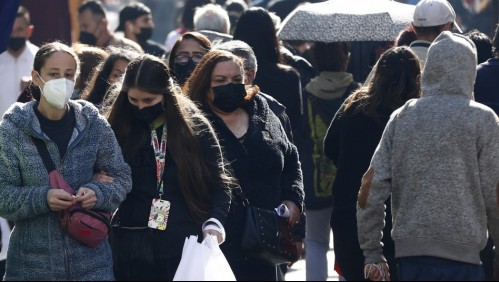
[93,170,113,183]
[287,241,304,268]
[203,229,223,244]
[74,187,97,209]
[47,189,75,211]
[282,200,300,226]
[364,262,390,281]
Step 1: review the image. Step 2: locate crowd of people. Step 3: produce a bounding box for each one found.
[0,0,498,281]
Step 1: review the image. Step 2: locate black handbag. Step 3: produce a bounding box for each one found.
[236,186,299,266]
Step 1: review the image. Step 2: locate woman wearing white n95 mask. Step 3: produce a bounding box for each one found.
[0,42,132,280]
[34,70,74,110]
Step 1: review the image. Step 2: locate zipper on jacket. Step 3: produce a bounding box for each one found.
[60,155,66,174]
[59,147,71,279]
[60,227,71,279]
[50,142,70,279]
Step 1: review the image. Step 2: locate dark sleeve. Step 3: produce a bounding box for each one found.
[197,117,232,225]
[83,117,132,212]
[278,111,294,143]
[285,71,304,133]
[292,212,306,241]
[324,106,344,165]
[280,128,305,212]
[261,93,294,142]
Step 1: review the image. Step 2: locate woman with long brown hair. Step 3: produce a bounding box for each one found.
[104,53,233,280]
[324,46,421,281]
[185,50,304,281]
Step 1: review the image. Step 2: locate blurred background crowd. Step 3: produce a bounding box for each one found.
[3,0,499,55]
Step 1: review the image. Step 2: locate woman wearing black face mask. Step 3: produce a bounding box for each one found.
[167,31,211,86]
[104,54,234,281]
[185,50,304,281]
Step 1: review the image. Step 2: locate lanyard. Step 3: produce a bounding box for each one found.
[151,123,167,197]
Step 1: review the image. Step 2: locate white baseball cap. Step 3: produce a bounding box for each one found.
[413,0,462,33]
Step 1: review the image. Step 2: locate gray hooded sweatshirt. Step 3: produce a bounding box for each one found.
[357,31,499,265]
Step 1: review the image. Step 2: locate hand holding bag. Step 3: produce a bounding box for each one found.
[235,186,299,266]
[173,235,236,281]
[33,137,111,248]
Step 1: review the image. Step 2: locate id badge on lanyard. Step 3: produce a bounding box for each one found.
[148,123,171,230]
[148,198,170,230]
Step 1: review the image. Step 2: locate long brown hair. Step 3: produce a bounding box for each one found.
[184,50,259,106]
[343,46,421,119]
[106,54,230,223]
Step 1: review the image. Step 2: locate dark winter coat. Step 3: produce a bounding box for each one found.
[110,113,231,262]
[474,58,499,115]
[324,105,395,280]
[254,61,303,133]
[205,94,304,281]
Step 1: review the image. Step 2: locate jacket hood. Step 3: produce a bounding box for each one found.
[2,100,101,139]
[421,31,477,99]
[306,72,353,100]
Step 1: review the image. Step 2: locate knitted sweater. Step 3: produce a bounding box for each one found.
[0,100,131,280]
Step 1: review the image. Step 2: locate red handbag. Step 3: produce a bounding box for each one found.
[33,137,111,248]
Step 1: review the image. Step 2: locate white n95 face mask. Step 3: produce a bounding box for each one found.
[37,73,74,109]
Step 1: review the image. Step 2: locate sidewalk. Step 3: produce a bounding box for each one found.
[285,232,340,281]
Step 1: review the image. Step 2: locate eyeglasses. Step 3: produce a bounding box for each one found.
[174,53,205,64]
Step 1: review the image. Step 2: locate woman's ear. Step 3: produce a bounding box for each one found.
[31,70,41,87]
[245,69,256,85]
[126,21,134,34]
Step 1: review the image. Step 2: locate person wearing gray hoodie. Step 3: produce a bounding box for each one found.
[357,31,499,281]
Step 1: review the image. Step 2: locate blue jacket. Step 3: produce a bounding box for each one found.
[0,100,132,280]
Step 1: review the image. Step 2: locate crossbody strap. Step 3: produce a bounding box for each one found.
[32,137,56,173]
[233,185,250,207]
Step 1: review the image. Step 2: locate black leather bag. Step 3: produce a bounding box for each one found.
[236,187,299,266]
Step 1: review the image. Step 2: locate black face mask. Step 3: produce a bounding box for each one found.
[229,15,239,28]
[136,27,153,43]
[79,31,97,46]
[212,83,246,113]
[8,37,26,52]
[173,58,197,85]
[131,101,164,123]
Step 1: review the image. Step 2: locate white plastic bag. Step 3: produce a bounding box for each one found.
[174,236,202,281]
[173,235,236,281]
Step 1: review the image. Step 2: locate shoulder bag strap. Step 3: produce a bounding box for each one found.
[233,185,250,207]
[31,137,56,173]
